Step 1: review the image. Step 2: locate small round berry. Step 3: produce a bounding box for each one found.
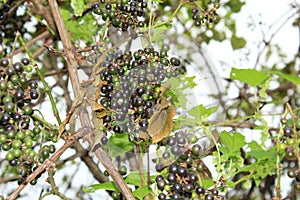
[0,58,9,67]
[118,165,127,175]
[13,62,23,72]
[21,58,30,65]
[196,186,205,195]
[30,89,39,100]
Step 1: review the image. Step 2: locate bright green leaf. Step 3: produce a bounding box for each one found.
[71,0,86,17]
[188,104,218,120]
[185,76,197,88]
[125,171,147,187]
[202,179,214,188]
[263,70,300,85]
[230,68,269,86]
[220,131,246,154]
[132,186,152,200]
[82,181,119,193]
[108,133,134,157]
[231,34,246,50]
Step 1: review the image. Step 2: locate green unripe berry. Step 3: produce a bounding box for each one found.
[0,134,7,144]
[16,131,25,140]
[23,106,33,115]
[6,151,14,161]
[41,149,50,159]
[49,144,56,153]
[33,126,41,135]
[12,139,22,149]
[24,137,33,147]
[13,149,22,157]
[30,179,37,185]
[118,165,127,175]
[2,143,11,151]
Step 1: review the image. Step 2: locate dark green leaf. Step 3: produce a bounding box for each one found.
[108,133,134,157]
[230,68,269,86]
[226,0,246,13]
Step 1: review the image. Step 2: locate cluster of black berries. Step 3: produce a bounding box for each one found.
[190,1,220,27]
[280,117,300,191]
[92,0,148,31]
[97,44,186,144]
[154,131,224,200]
[0,58,56,185]
[0,0,11,20]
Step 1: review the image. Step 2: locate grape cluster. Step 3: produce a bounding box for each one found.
[0,0,11,20]
[190,1,220,27]
[154,131,224,200]
[280,117,300,191]
[96,44,185,143]
[0,58,56,185]
[92,0,148,31]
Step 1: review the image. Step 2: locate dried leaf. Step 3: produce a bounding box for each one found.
[148,99,176,144]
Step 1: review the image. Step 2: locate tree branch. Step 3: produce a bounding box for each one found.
[47,0,135,199]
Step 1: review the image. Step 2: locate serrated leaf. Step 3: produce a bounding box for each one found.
[220,131,246,154]
[230,68,269,86]
[188,104,218,121]
[71,0,86,17]
[231,34,246,50]
[108,133,134,157]
[132,186,152,200]
[82,181,119,193]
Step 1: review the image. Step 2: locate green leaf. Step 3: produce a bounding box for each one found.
[231,34,246,50]
[125,171,146,187]
[263,70,300,85]
[230,68,269,86]
[220,131,246,154]
[185,76,197,88]
[202,179,214,188]
[132,186,152,200]
[108,133,134,157]
[71,0,86,17]
[226,0,246,13]
[60,8,96,43]
[82,181,119,193]
[188,104,218,120]
[151,25,171,42]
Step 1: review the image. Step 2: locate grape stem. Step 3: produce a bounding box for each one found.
[17,32,63,126]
